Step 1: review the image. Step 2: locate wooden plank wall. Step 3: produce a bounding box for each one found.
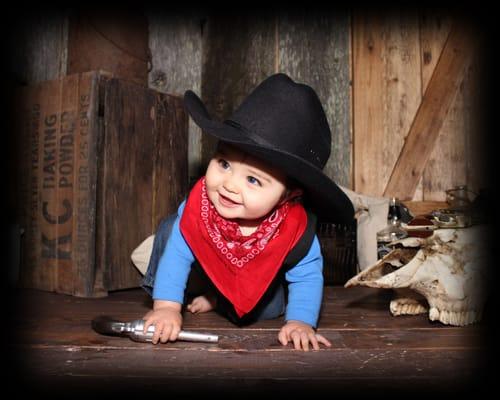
[67,12,150,87]
[200,15,277,168]
[13,73,188,296]
[198,13,352,188]
[353,13,422,198]
[8,12,68,85]
[420,13,485,199]
[277,13,352,188]
[353,11,482,200]
[12,10,483,201]
[147,12,203,178]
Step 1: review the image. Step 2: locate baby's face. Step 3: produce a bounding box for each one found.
[205,144,287,223]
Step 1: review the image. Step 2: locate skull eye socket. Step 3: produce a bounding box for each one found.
[360,248,419,282]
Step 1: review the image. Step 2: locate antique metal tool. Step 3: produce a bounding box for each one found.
[91,316,219,343]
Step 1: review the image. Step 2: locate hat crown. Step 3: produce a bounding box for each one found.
[182,73,355,223]
[227,74,331,170]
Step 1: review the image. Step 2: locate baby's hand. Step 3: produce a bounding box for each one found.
[278,320,332,351]
[143,300,183,344]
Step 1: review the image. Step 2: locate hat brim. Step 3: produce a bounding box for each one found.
[184,90,354,223]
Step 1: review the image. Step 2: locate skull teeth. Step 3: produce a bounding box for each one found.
[390,298,427,315]
[429,307,481,326]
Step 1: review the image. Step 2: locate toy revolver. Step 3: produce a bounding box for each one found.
[91,316,219,343]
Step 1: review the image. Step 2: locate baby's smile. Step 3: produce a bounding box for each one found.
[218,192,242,208]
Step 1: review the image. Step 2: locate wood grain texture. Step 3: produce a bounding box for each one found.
[101,80,149,290]
[72,73,102,297]
[9,13,68,84]
[147,13,203,179]
[151,93,189,230]
[101,79,188,292]
[12,286,489,395]
[36,78,61,292]
[55,74,79,294]
[67,11,149,86]
[464,54,487,193]
[15,85,43,289]
[420,13,468,201]
[403,200,448,216]
[11,14,484,204]
[17,77,78,292]
[101,80,156,290]
[278,12,352,187]
[200,15,276,167]
[15,73,188,296]
[353,12,421,198]
[384,22,475,200]
[15,73,106,296]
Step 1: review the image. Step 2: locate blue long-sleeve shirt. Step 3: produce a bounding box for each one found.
[153,201,324,327]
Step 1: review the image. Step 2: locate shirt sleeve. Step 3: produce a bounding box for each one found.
[284,235,324,328]
[152,201,195,303]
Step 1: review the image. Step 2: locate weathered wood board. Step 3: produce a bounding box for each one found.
[12,286,490,395]
[147,13,203,179]
[278,12,352,188]
[353,12,421,198]
[14,72,188,297]
[12,13,483,203]
[384,22,475,200]
[67,11,149,86]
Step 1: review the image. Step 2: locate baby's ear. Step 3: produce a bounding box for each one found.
[281,188,304,204]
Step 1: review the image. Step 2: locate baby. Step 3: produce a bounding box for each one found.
[136,73,354,351]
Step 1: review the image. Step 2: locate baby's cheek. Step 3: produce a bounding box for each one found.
[245,195,274,216]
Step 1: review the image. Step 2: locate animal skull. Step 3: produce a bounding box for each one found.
[345,226,489,326]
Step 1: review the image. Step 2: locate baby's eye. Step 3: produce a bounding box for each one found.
[247,176,261,186]
[218,159,230,169]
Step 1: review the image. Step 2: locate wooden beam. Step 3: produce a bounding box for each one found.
[383,23,475,200]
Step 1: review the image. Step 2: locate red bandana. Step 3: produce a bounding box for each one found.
[180,178,308,317]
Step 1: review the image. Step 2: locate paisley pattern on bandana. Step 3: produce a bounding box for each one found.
[200,179,290,269]
[180,177,307,317]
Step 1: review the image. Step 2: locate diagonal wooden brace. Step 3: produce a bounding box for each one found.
[383,23,475,200]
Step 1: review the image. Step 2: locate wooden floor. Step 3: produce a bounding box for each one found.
[10,286,491,396]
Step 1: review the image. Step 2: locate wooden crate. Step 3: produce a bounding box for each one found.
[14,71,188,297]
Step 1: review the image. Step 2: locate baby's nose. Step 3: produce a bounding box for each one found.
[223,177,240,193]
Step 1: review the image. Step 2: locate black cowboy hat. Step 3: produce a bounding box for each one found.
[183,73,354,224]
